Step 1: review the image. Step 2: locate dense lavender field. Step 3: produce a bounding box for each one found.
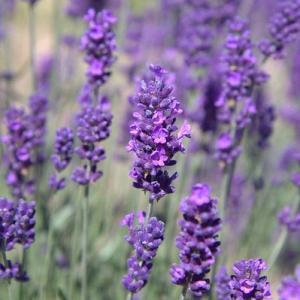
[0,0,300,299]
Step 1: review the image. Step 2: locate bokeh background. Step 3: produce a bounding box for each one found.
[0,0,300,299]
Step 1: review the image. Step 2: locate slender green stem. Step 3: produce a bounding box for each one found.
[180,282,189,300]
[268,229,287,270]
[18,250,27,300]
[145,202,154,223]
[28,4,37,91]
[126,292,133,300]
[268,195,300,269]
[68,199,81,299]
[81,184,90,300]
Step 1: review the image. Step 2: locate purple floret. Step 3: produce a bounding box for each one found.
[170,183,221,298]
[127,65,191,202]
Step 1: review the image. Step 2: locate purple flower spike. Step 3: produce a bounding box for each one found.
[278,265,300,300]
[0,260,29,282]
[229,258,271,299]
[72,97,112,186]
[50,127,74,192]
[170,183,221,298]
[278,206,300,232]
[215,266,231,300]
[122,212,164,294]
[0,198,36,251]
[3,104,43,199]
[81,9,117,89]
[128,65,191,202]
[259,0,300,59]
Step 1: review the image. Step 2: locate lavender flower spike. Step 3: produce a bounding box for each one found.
[72,96,112,185]
[229,258,271,299]
[50,127,74,192]
[278,265,300,299]
[127,65,191,202]
[259,0,300,59]
[215,266,231,300]
[170,184,221,298]
[121,212,164,294]
[81,9,117,90]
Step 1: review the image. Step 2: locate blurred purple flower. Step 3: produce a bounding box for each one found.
[36,54,54,93]
[127,65,191,202]
[170,184,221,298]
[0,260,29,282]
[215,17,268,169]
[65,0,107,18]
[81,9,117,90]
[215,266,231,300]
[259,0,300,59]
[278,265,300,299]
[278,206,300,232]
[50,128,74,192]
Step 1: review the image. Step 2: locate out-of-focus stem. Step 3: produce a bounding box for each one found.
[68,199,81,299]
[180,282,188,300]
[18,250,27,300]
[268,195,300,269]
[28,4,37,91]
[126,292,133,300]
[0,242,12,300]
[81,184,90,300]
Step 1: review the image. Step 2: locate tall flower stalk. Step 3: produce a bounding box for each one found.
[68,8,116,300]
[122,64,191,298]
[170,184,221,299]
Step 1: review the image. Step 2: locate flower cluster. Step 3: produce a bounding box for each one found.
[28,93,48,160]
[72,96,112,186]
[179,0,216,70]
[215,266,231,300]
[215,17,267,169]
[278,265,300,300]
[259,0,300,59]
[278,206,300,232]
[0,198,36,251]
[121,212,164,293]
[127,65,191,202]
[3,108,36,198]
[170,184,221,298]
[229,258,271,299]
[81,9,117,89]
[251,91,276,149]
[0,260,29,282]
[36,54,54,93]
[50,127,74,191]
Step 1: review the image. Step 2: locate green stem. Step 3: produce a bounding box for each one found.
[145,202,154,223]
[68,199,81,299]
[126,292,133,300]
[18,250,27,300]
[28,3,37,91]
[268,196,300,269]
[180,282,189,300]
[81,184,90,300]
